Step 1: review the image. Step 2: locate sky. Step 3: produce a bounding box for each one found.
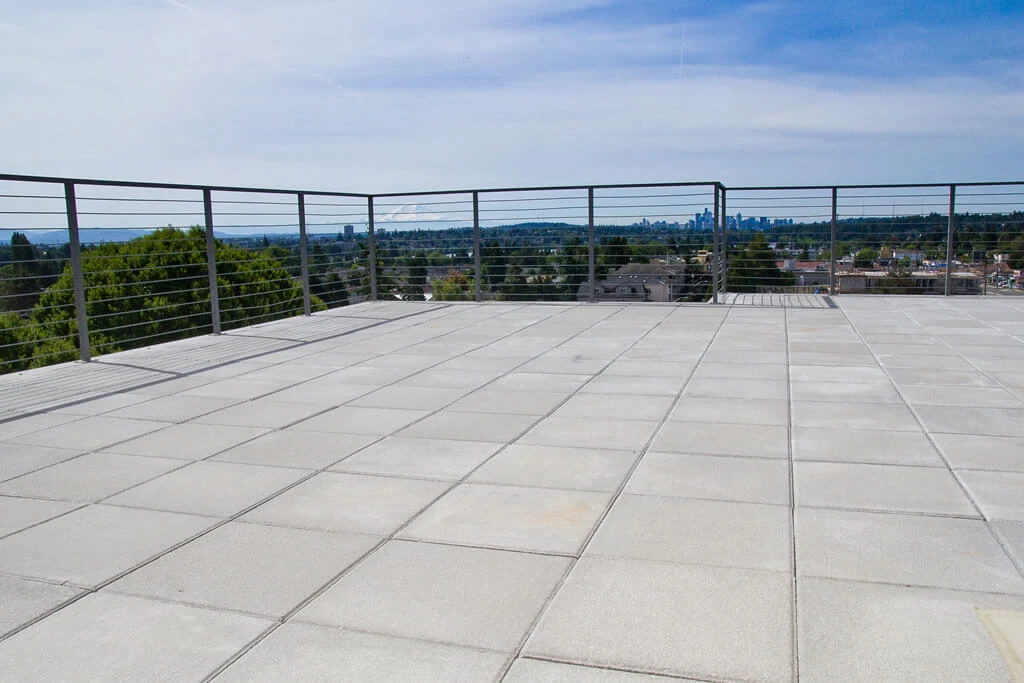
[1,0,1023,196]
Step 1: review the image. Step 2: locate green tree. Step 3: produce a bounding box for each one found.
[431,270,474,300]
[726,232,795,293]
[8,227,323,373]
[854,248,877,269]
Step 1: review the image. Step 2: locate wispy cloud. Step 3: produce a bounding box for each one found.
[0,0,1021,194]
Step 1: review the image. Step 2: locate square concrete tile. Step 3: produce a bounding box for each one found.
[449,389,570,416]
[10,416,169,451]
[671,396,789,426]
[796,508,1024,594]
[218,622,507,682]
[195,399,332,429]
[798,577,1024,683]
[469,444,636,492]
[586,494,791,572]
[683,377,788,400]
[579,375,682,396]
[214,430,378,470]
[398,410,540,442]
[916,405,1024,437]
[263,380,376,405]
[331,437,501,480]
[519,356,608,374]
[602,360,696,379]
[401,483,610,554]
[790,380,903,404]
[0,443,82,482]
[653,422,789,458]
[182,376,301,400]
[295,406,431,435]
[298,540,569,651]
[243,472,449,534]
[792,401,920,431]
[693,362,788,381]
[793,426,944,466]
[0,593,270,680]
[888,367,997,387]
[105,423,269,460]
[795,462,977,516]
[504,659,673,682]
[519,417,658,451]
[994,520,1024,568]
[348,385,470,411]
[106,461,307,517]
[627,452,791,505]
[0,496,79,538]
[50,392,156,416]
[109,522,379,617]
[489,372,592,393]
[317,365,418,385]
[0,575,82,638]
[107,395,240,422]
[790,365,888,383]
[932,433,1024,472]
[525,557,792,682]
[0,453,183,502]
[553,393,674,422]
[0,504,214,587]
[900,384,1023,408]
[959,470,1024,522]
[0,413,81,441]
[398,368,503,390]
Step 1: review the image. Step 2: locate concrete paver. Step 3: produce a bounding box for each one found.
[1,298,1023,682]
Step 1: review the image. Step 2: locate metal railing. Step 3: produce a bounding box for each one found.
[1,172,1022,372]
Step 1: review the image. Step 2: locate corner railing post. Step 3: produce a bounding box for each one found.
[720,184,728,297]
[203,189,222,333]
[297,193,312,315]
[367,196,378,301]
[64,182,91,361]
[588,187,596,303]
[830,187,838,295]
[473,192,482,302]
[945,185,956,296]
[712,184,720,304]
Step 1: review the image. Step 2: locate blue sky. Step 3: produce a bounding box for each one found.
[1,0,1022,196]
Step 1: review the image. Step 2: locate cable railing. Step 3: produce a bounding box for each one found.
[0,172,1021,373]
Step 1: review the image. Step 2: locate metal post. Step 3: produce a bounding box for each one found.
[720,185,727,296]
[587,187,596,303]
[712,184,720,304]
[64,182,91,361]
[367,196,378,301]
[203,189,222,334]
[945,185,956,296]
[830,187,838,295]
[297,193,312,315]
[473,192,482,302]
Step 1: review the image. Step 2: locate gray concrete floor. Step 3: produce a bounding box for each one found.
[1,297,1023,682]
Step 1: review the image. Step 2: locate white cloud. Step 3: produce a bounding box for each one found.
[0,0,1021,198]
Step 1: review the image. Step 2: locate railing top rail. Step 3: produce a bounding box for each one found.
[369,181,720,198]
[0,172,370,198]
[726,181,1024,191]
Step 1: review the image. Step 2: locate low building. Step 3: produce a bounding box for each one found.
[577,262,695,302]
[838,271,981,294]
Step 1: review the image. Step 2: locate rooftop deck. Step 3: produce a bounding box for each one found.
[1,296,1023,682]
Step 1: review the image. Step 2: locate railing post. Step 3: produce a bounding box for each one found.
[712,184,720,304]
[473,192,482,302]
[588,187,596,303]
[203,189,222,334]
[720,185,727,296]
[64,182,91,361]
[367,196,378,301]
[830,187,838,295]
[945,185,956,296]
[297,193,312,315]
